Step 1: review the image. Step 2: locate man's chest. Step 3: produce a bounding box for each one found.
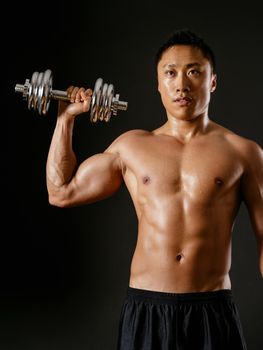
[122,138,244,200]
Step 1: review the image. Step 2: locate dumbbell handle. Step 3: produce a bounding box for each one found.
[41,89,68,101]
[52,89,128,112]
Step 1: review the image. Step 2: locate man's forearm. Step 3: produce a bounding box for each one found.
[46,116,77,191]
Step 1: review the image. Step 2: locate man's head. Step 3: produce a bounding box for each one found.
[155,29,216,74]
[156,29,217,121]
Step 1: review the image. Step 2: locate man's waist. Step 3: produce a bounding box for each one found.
[125,286,233,305]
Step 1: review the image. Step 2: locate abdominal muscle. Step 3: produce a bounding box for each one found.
[128,197,233,293]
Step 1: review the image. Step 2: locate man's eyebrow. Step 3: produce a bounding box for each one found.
[162,62,202,69]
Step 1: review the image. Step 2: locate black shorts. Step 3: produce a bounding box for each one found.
[117,287,247,350]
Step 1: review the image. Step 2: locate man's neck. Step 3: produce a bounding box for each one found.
[163,114,211,143]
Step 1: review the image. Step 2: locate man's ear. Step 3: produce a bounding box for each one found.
[211,74,217,92]
[157,76,160,93]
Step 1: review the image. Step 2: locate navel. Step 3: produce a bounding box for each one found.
[142,176,151,184]
[214,177,224,186]
[176,253,183,262]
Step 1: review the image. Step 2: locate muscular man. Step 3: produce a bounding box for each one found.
[46,29,263,349]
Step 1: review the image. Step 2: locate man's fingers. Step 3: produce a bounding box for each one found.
[66,86,93,103]
[80,88,93,102]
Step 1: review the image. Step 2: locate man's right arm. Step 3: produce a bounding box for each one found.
[46,86,123,208]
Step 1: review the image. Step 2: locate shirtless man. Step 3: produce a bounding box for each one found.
[46,29,263,349]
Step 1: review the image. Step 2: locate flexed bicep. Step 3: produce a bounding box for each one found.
[48,152,123,207]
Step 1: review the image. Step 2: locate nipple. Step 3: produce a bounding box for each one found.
[214,177,223,186]
[143,176,151,184]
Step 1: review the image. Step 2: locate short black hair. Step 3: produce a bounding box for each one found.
[155,28,216,73]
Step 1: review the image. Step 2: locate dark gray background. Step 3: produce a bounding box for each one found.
[2,1,263,349]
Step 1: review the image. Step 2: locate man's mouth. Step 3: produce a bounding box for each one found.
[173,97,193,106]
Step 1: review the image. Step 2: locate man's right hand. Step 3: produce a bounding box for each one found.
[57,86,93,119]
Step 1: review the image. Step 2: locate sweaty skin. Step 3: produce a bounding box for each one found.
[46,45,263,293]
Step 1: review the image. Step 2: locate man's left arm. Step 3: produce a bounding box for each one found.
[241,140,263,277]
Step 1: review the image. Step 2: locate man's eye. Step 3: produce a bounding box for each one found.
[165,70,175,77]
[188,69,200,76]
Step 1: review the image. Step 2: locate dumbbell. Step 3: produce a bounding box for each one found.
[14,69,128,123]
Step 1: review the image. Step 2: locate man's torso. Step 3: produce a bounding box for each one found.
[109,121,248,292]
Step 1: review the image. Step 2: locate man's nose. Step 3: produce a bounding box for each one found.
[175,74,190,92]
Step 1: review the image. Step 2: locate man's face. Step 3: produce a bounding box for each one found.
[157,45,217,121]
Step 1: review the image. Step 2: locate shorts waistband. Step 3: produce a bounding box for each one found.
[126,287,233,304]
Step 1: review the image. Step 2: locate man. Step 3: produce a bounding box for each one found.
[46,29,263,349]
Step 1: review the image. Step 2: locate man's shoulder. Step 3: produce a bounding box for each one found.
[218,127,262,169]
[105,128,151,154]
[117,128,150,139]
[212,121,262,153]
[227,132,262,157]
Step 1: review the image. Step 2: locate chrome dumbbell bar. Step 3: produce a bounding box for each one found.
[14,69,128,123]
